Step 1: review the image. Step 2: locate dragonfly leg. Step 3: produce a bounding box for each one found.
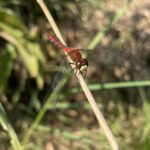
[69,62,76,65]
[70,63,87,78]
[68,61,87,78]
[78,69,87,79]
[70,66,87,79]
[68,62,77,75]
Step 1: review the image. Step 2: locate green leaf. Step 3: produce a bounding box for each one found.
[0,24,44,88]
[17,43,39,77]
[0,103,22,150]
[36,70,44,89]
[25,41,45,89]
[0,26,39,79]
[26,41,45,64]
[0,22,23,39]
[0,8,26,31]
[0,44,15,90]
[17,43,44,88]
[0,0,21,6]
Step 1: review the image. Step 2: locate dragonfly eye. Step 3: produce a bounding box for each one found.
[79,59,88,71]
[83,59,88,66]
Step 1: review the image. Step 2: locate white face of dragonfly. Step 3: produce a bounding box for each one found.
[80,64,88,71]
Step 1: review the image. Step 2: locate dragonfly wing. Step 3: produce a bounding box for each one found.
[52,59,73,90]
[89,48,149,80]
[52,67,65,90]
[49,58,74,107]
[43,59,69,106]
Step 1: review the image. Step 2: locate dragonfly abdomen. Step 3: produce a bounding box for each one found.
[47,33,66,49]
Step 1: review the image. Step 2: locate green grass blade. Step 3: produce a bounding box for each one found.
[0,103,22,150]
[71,80,150,93]
[88,0,131,49]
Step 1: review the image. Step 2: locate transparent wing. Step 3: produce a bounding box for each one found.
[73,47,149,80]
[45,60,72,108]
[87,47,150,80]
[52,59,73,90]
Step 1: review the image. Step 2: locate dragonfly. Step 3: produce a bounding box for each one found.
[47,33,89,94]
[47,33,148,88]
[47,33,88,77]
[44,33,89,106]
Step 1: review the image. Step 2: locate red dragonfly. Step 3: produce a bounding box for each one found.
[47,33,88,76]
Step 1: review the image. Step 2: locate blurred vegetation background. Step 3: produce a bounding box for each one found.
[0,0,150,150]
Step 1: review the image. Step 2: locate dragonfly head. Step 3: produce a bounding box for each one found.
[78,59,88,71]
